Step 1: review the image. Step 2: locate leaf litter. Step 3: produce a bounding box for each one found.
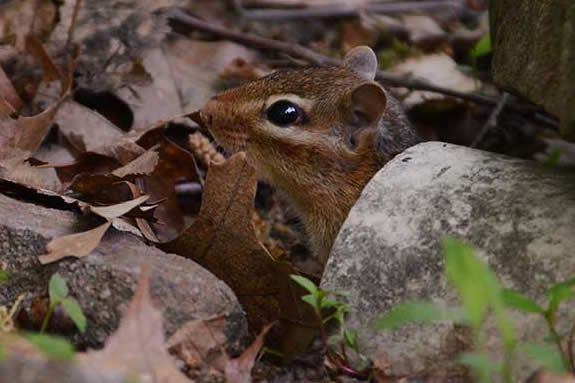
[2,0,555,381]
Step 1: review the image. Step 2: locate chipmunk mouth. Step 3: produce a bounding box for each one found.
[209,128,249,154]
[195,109,249,154]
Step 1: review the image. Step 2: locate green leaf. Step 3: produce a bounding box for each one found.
[49,274,69,304]
[290,275,318,295]
[0,270,9,284]
[24,333,75,360]
[546,279,575,318]
[320,298,339,309]
[61,298,87,333]
[301,294,318,309]
[523,342,566,373]
[442,238,491,328]
[545,149,562,167]
[457,352,497,382]
[471,35,492,58]
[442,238,516,347]
[502,289,545,314]
[343,329,359,352]
[376,301,465,330]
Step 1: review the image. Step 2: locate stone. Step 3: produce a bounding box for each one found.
[490,0,575,136]
[322,142,575,380]
[0,193,247,351]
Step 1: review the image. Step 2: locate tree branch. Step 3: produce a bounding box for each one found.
[165,9,546,117]
[231,0,467,22]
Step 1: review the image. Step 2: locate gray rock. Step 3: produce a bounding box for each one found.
[0,193,247,351]
[322,142,575,380]
[491,0,575,136]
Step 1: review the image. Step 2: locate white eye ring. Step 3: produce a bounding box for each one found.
[264,94,314,112]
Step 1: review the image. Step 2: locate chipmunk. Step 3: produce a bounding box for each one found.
[200,46,419,263]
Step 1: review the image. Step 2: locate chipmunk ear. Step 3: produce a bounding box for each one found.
[343,46,378,81]
[351,82,387,126]
[343,82,387,150]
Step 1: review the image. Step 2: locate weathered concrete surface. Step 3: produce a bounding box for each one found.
[491,0,575,136]
[0,194,247,350]
[322,142,575,380]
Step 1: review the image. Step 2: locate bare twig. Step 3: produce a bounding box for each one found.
[165,9,543,116]
[233,0,466,21]
[471,92,510,148]
[65,0,83,53]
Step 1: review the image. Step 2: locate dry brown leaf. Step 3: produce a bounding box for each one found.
[225,324,273,383]
[164,40,257,112]
[0,41,73,155]
[25,35,62,82]
[401,14,447,49]
[79,264,191,383]
[0,0,57,51]
[140,136,200,242]
[167,316,229,370]
[161,153,316,352]
[89,195,150,220]
[55,101,126,154]
[390,53,481,107]
[116,48,182,131]
[0,64,22,114]
[112,149,159,177]
[38,222,111,264]
[0,99,64,154]
[53,153,122,185]
[0,148,57,190]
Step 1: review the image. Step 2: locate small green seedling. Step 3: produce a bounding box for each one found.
[290,274,368,378]
[41,274,87,334]
[471,34,492,59]
[24,333,75,360]
[378,238,516,382]
[0,270,9,284]
[377,237,575,381]
[544,148,562,167]
[502,277,575,372]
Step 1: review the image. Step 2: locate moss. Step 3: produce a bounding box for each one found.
[377,39,421,70]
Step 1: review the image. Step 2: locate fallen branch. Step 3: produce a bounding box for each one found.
[472,92,510,148]
[230,0,468,21]
[165,9,546,117]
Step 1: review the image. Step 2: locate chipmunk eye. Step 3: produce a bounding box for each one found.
[265,100,303,126]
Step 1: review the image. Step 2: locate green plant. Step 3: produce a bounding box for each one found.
[41,273,87,334]
[0,270,9,284]
[377,238,575,382]
[544,148,562,167]
[471,34,492,59]
[377,39,420,70]
[290,274,369,378]
[502,278,575,372]
[24,333,75,360]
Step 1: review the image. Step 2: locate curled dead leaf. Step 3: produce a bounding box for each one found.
[225,323,273,383]
[79,264,190,383]
[38,222,112,264]
[88,195,150,220]
[0,65,23,114]
[161,153,316,353]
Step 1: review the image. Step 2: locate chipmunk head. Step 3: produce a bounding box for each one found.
[200,46,389,183]
[200,46,414,262]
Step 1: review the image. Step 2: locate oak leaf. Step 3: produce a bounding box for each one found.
[79,264,191,383]
[161,153,316,352]
[38,222,112,264]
